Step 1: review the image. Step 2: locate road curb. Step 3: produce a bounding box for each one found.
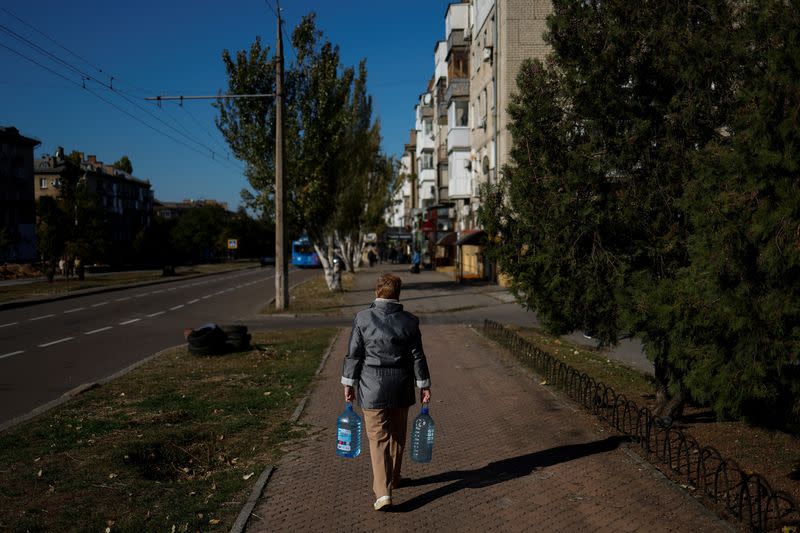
[229,328,342,533]
[0,343,185,434]
[0,265,260,311]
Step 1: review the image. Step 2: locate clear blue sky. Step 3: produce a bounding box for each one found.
[1,0,452,210]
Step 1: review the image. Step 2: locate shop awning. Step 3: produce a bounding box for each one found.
[456,230,487,246]
[435,232,457,247]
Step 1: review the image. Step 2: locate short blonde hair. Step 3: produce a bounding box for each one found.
[375,273,402,299]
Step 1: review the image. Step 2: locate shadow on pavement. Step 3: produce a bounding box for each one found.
[390,436,631,512]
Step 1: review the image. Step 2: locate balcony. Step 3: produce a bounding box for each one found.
[447,29,468,55]
[445,79,469,103]
[447,128,470,151]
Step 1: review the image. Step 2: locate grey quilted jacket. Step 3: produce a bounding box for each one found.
[341,299,431,409]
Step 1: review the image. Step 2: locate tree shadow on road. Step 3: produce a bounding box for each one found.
[390,435,631,512]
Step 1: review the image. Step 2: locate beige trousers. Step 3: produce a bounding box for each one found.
[362,407,409,499]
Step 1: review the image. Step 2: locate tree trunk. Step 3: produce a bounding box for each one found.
[652,356,686,423]
[312,238,341,292]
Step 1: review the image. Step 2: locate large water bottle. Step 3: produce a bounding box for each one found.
[410,403,435,463]
[336,403,362,458]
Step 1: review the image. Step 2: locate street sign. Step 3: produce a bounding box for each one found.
[228,239,238,250]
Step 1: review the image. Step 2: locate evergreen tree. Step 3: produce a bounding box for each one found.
[480,0,737,417]
[677,0,800,428]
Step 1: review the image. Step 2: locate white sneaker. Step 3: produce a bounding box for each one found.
[373,495,392,511]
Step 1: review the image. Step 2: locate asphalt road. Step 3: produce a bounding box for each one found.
[0,266,318,425]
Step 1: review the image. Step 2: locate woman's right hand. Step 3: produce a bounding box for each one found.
[420,388,431,404]
[344,385,355,402]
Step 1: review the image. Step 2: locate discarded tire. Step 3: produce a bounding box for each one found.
[221,325,250,351]
[187,325,227,355]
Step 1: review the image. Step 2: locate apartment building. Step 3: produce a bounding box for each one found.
[444,2,473,225]
[467,0,552,226]
[35,150,154,261]
[387,0,552,274]
[414,87,437,210]
[0,126,40,261]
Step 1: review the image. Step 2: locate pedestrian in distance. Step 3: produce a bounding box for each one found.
[58,257,66,279]
[341,273,432,511]
[410,249,421,274]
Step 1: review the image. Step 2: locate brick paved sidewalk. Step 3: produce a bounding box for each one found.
[247,322,730,532]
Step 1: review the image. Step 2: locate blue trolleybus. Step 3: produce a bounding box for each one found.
[291,237,321,268]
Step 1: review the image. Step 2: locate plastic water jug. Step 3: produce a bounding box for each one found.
[336,403,362,458]
[410,403,435,463]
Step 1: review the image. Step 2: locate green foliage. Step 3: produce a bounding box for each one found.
[215,13,396,281]
[133,216,177,267]
[677,1,800,427]
[65,150,82,166]
[480,0,800,429]
[35,196,69,271]
[170,204,230,263]
[111,155,133,174]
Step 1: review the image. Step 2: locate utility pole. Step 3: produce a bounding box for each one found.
[274,0,289,310]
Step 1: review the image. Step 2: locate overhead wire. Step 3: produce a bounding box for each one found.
[0,18,243,172]
[179,102,237,161]
[0,6,154,96]
[0,40,241,173]
[263,0,296,64]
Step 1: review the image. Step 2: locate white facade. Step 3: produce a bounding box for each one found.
[445,2,473,203]
[446,3,470,38]
[435,41,447,82]
[415,96,437,206]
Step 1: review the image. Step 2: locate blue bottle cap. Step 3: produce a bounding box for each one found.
[421,405,429,415]
[346,402,353,410]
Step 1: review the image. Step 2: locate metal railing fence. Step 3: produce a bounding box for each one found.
[483,319,800,532]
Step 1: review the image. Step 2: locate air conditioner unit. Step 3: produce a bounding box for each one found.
[482,46,493,62]
[447,207,456,218]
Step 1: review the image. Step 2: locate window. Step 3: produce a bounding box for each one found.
[454,101,468,127]
[39,178,47,189]
[423,119,433,137]
[421,152,434,170]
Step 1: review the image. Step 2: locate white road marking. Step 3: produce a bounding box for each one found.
[169,305,184,311]
[166,287,177,291]
[134,293,148,298]
[29,314,55,321]
[146,311,165,318]
[90,301,108,308]
[39,337,74,347]
[85,326,112,335]
[0,322,19,328]
[202,295,212,299]
[119,318,141,325]
[115,296,131,302]
[0,350,23,360]
[187,299,199,304]
[64,307,85,314]
[151,290,164,294]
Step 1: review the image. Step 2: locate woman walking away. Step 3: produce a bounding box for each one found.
[341,273,432,511]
